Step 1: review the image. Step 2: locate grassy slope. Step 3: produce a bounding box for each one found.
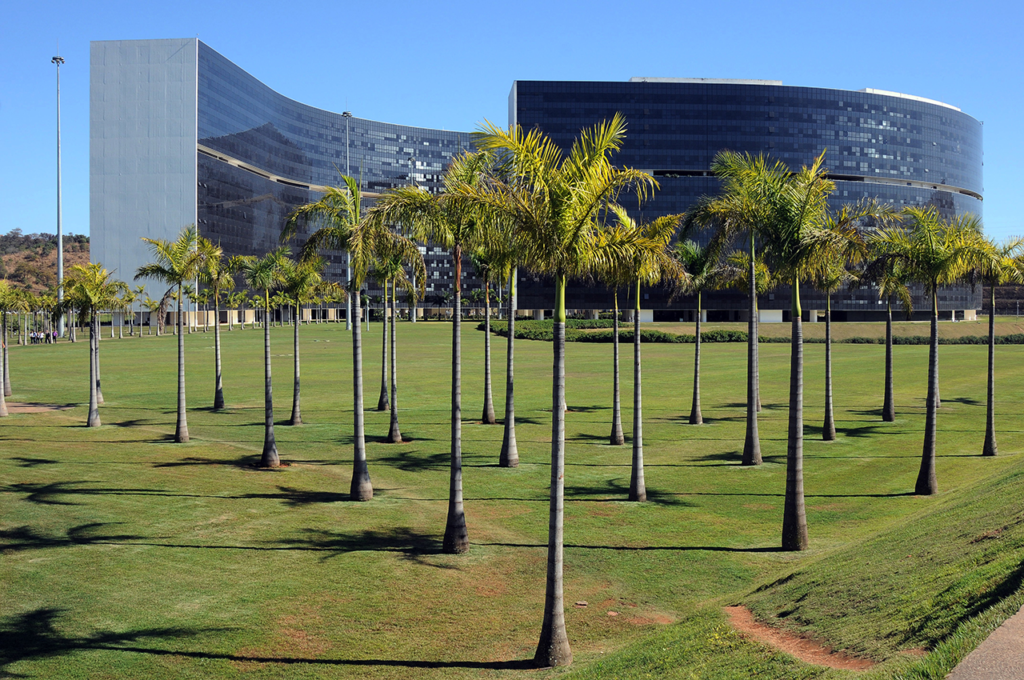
[1,321,1022,678]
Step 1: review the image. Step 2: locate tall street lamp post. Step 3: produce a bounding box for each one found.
[52,54,66,337]
[409,155,417,323]
[342,111,353,331]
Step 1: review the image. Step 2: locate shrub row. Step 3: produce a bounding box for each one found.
[479,321,1024,346]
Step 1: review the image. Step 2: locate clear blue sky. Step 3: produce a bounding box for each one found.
[2,0,1020,241]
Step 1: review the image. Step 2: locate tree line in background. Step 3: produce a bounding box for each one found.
[2,115,1021,669]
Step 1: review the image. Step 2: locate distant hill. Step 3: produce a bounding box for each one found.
[0,230,90,294]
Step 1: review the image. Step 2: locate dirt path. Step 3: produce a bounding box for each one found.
[725,606,875,671]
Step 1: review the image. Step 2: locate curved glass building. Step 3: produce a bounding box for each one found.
[91,38,474,306]
[510,79,983,318]
[91,41,983,319]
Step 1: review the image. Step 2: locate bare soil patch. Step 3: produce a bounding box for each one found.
[6,402,74,414]
[725,605,875,671]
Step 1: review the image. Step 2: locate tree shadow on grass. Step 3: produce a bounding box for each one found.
[722,402,786,411]
[802,423,891,439]
[1,523,143,552]
[271,527,454,569]
[153,455,259,469]
[240,486,350,507]
[563,478,694,506]
[2,481,353,508]
[8,457,60,467]
[943,396,982,406]
[0,607,211,678]
[476,540,782,553]
[375,450,496,472]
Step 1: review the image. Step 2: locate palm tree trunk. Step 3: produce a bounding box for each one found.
[883,298,895,421]
[95,324,104,404]
[290,303,302,426]
[377,281,390,412]
[500,270,519,467]
[350,289,373,501]
[87,313,100,427]
[214,294,225,410]
[388,284,402,443]
[983,286,997,456]
[174,288,189,443]
[610,289,624,445]
[629,282,646,502]
[0,315,7,416]
[119,311,123,339]
[689,292,702,425]
[535,274,572,668]
[916,287,940,495]
[822,295,836,440]
[443,251,469,554]
[782,278,808,551]
[742,234,762,465]
[260,295,280,467]
[482,277,496,424]
[3,311,11,397]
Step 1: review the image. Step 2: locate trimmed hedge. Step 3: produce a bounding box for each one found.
[479,320,1024,346]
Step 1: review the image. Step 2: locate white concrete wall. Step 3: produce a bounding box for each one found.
[90,39,198,294]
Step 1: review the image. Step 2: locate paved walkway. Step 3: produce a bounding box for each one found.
[948,605,1024,679]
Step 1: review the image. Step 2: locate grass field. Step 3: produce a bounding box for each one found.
[2,319,1023,678]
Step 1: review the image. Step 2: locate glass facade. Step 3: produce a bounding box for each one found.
[91,42,984,317]
[511,80,984,315]
[195,42,476,298]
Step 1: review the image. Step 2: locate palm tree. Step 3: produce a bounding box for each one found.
[871,208,987,494]
[65,264,126,427]
[225,291,246,331]
[197,238,234,410]
[754,152,869,551]
[813,203,880,440]
[0,282,14,416]
[468,114,654,668]
[0,284,27,398]
[135,225,204,443]
[976,236,1024,456]
[473,216,523,465]
[279,255,330,426]
[368,243,423,443]
[181,284,197,334]
[605,206,683,502]
[368,150,494,555]
[371,269,391,413]
[672,240,726,425]
[233,248,289,467]
[858,250,914,422]
[592,227,634,446]
[285,175,420,501]
[142,295,161,335]
[692,152,790,466]
[470,253,498,424]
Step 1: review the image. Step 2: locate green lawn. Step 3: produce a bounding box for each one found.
[2,320,1022,678]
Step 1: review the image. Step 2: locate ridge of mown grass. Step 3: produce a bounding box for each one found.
[566,456,1024,679]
